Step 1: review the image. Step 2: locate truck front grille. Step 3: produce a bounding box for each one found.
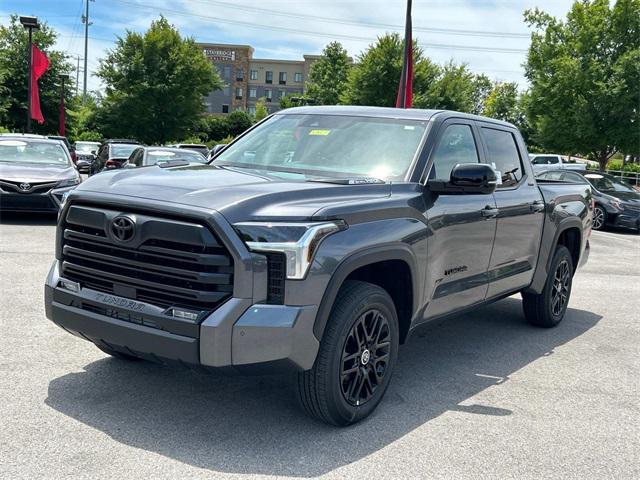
[60,204,234,312]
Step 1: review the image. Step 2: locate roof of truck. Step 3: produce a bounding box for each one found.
[276,105,516,128]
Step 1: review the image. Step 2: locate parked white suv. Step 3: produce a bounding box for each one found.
[529,154,587,174]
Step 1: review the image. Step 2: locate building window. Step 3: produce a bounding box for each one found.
[236,69,244,81]
[279,72,287,85]
[249,88,257,98]
[235,87,243,99]
[223,66,231,79]
[278,90,285,99]
[265,71,273,84]
[248,106,256,115]
[223,85,230,96]
[222,104,229,113]
[250,70,258,80]
[294,72,302,83]
[265,89,272,102]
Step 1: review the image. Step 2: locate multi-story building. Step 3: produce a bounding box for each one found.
[198,42,318,115]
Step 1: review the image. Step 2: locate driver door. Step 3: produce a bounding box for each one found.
[421,120,498,321]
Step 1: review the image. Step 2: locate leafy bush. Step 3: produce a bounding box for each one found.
[74,131,102,142]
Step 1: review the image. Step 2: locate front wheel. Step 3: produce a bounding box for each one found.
[297,281,399,426]
[592,206,606,230]
[522,245,573,328]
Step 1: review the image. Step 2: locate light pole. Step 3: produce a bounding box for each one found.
[59,74,69,136]
[20,15,39,133]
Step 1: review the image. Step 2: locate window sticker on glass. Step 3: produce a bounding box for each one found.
[149,151,175,156]
[309,129,331,136]
[403,125,415,130]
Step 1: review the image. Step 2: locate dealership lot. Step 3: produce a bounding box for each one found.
[0,215,638,479]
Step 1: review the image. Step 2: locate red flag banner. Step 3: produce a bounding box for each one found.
[30,45,49,124]
[395,0,413,108]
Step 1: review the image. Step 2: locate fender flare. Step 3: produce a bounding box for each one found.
[525,216,583,294]
[312,244,420,340]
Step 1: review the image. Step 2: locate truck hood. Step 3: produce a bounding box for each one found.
[76,164,392,222]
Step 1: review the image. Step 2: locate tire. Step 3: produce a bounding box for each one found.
[592,205,606,230]
[297,281,399,426]
[96,344,141,361]
[522,245,573,328]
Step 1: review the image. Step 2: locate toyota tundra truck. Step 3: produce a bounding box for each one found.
[45,106,592,426]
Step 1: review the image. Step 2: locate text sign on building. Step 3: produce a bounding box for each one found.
[203,48,236,62]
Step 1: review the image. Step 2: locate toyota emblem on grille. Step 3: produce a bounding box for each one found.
[19,182,31,191]
[110,216,136,242]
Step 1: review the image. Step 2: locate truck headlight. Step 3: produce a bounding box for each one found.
[234,221,346,279]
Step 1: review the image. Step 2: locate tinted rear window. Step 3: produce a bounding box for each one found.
[482,128,524,188]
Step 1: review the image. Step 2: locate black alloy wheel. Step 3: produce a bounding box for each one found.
[522,245,573,328]
[551,259,571,317]
[340,308,391,407]
[297,281,399,426]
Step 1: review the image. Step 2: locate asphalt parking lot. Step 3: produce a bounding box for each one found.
[1,214,638,480]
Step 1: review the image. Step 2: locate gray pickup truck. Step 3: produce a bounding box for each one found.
[45,106,592,425]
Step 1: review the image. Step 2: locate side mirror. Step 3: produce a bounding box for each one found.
[91,150,97,155]
[427,163,498,195]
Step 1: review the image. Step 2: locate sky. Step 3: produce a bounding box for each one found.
[1,0,576,94]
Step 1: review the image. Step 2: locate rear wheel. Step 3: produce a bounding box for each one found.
[522,245,573,328]
[592,206,606,230]
[297,281,399,426]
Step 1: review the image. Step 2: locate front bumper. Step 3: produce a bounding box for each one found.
[45,261,320,372]
[0,186,76,212]
[611,208,640,231]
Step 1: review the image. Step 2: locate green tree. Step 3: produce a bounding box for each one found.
[254,97,269,121]
[417,61,476,112]
[470,74,492,115]
[226,110,253,136]
[203,115,229,142]
[341,33,439,107]
[96,16,221,144]
[305,41,351,105]
[524,0,640,169]
[0,15,74,133]
[483,82,524,126]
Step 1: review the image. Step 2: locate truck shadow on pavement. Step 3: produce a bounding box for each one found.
[45,297,601,477]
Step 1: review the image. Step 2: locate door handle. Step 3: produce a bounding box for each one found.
[481,206,499,218]
[530,200,545,212]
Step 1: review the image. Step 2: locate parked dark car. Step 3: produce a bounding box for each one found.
[167,143,209,157]
[96,140,142,170]
[74,141,102,175]
[206,143,227,161]
[126,146,207,167]
[537,170,640,231]
[0,136,81,213]
[46,106,591,425]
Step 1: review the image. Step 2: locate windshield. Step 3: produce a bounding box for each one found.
[214,114,429,179]
[111,144,138,158]
[145,149,206,165]
[585,173,636,193]
[0,139,70,165]
[75,142,100,153]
